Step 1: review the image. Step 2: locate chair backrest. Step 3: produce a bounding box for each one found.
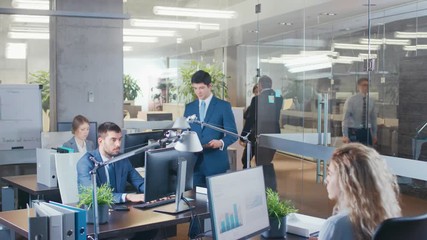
[55,152,84,204]
[372,213,427,240]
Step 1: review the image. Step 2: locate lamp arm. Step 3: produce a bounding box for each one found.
[189,116,253,168]
[192,119,251,142]
[103,140,162,165]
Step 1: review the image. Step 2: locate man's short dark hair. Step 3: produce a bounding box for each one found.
[357,78,369,85]
[191,70,211,85]
[258,75,272,89]
[98,122,121,138]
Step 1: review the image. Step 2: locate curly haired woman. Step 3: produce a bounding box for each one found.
[318,143,401,240]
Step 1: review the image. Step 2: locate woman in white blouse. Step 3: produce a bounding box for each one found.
[316,143,401,240]
[62,115,95,153]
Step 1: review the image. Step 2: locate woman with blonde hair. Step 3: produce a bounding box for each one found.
[318,143,401,240]
[62,115,95,153]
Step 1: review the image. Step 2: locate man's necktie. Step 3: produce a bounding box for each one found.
[362,97,367,128]
[200,100,206,122]
[107,163,116,190]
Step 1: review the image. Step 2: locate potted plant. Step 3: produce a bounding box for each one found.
[262,188,298,239]
[178,61,228,103]
[123,74,141,103]
[77,184,114,224]
[28,70,50,113]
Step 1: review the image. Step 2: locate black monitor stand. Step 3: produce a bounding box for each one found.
[154,158,195,214]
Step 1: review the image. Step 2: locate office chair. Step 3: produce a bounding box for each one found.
[55,152,84,204]
[372,213,427,240]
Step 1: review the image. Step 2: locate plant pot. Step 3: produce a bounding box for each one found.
[262,216,287,239]
[85,204,109,224]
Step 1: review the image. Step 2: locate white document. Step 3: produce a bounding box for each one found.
[287,213,326,237]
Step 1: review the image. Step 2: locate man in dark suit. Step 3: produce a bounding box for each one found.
[77,122,145,203]
[184,70,238,187]
[240,75,283,167]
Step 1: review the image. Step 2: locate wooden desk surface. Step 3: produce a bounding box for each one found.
[0,193,210,239]
[1,174,59,196]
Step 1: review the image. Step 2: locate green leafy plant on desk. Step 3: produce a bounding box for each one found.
[78,184,114,224]
[263,188,298,238]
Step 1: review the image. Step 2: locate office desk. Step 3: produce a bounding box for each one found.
[0,192,210,239]
[0,190,308,240]
[1,174,59,211]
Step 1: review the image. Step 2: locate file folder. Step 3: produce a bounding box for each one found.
[34,202,64,239]
[28,205,49,240]
[42,202,75,240]
[49,201,87,240]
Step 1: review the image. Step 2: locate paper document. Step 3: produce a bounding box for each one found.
[287,213,325,237]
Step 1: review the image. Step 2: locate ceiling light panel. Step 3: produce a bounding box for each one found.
[288,62,332,73]
[333,43,380,50]
[11,0,49,10]
[8,31,49,39]
[123,28,175,37]
[123,36,158,43]
[395,31,427,39]
[359,38,410,45]
[11,15,49,23]
[153,6,237,19]
[130,19,220,30]
[403,45,427,51]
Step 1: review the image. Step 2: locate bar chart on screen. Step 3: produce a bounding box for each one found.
[220,203,242,233]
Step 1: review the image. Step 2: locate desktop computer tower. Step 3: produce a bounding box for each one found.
[36,148,57,188]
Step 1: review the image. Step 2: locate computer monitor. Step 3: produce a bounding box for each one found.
[57,121,98,147]
[123,130,165,168]
[147,113,173,121]
[144,147,199,202]
[207,167,270,240]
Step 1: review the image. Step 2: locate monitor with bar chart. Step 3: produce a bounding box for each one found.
[207,167,269,240]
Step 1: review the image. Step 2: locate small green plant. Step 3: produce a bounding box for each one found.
[28,70,50,112]
[178,61,228,103]
[266,188,297,228]
[77,184,114,209]
[123,74,141,101]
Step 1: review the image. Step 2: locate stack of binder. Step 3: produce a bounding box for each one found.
[29,201,87,240]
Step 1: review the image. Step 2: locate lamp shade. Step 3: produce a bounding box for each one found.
[172,117,190,129]
[174,131,202,152]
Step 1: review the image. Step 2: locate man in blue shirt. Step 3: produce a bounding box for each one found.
[77,122,145,203]
[184,70,238,187]
[342,78,377,146]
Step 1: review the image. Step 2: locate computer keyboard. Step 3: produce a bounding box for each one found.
[133,196,176,209]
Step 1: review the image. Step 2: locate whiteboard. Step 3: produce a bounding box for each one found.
[0,84,43,150]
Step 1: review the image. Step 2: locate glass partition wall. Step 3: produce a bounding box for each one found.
[254,0,427,218]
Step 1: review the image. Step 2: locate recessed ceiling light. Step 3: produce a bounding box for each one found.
[248,29,259,33]
[320,12,337,16]
[278,22,293,26]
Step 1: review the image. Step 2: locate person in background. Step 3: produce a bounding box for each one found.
[240,75,283,167]
[315,143,401,240]
[239,84,260,168]
[342,78,377,146]
[77,122,144,203]
[62,115,95,153]
[184,70,238,187]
